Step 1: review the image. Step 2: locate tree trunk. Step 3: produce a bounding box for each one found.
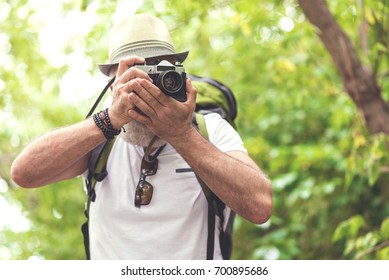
[298,0,389,135]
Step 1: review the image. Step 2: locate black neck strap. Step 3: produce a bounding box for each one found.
[85,77,116,119]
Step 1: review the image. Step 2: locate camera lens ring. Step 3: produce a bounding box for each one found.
[157,70,183,95]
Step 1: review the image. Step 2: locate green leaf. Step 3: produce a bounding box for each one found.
[333,215,365,242]
[380,218,389,240]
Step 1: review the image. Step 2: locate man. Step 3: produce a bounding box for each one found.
[11,13,272,259]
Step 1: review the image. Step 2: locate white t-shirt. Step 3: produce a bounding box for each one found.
[84,113,247,259]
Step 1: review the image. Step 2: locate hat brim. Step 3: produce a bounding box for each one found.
[98,51,189,76]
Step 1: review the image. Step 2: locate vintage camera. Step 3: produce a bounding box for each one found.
[134,60,187,102]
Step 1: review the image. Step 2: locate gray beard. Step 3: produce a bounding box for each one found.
[119,121,166,148]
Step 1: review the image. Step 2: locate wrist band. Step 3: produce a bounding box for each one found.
[93,108,121,140]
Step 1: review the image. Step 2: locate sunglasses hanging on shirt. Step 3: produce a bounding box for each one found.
[135,140,166,207]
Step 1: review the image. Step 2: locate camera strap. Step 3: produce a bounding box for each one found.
[85,77,116,119]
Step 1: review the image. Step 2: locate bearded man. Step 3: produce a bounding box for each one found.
[11,13,272,260]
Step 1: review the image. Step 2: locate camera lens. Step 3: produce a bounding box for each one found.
[158,71,183,95]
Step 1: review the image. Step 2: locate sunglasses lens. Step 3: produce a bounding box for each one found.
[135,181,153,206]
[141,158,158,176]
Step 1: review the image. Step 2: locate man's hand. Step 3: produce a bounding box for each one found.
[127,78,197,142]
[108,56,153,129]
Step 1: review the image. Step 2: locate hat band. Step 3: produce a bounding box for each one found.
[109,40,175,63]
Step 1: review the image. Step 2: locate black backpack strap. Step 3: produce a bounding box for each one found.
[82,138,116,260]
[196,175,229,260]
[221,210,235,259]
[206,195,216,260]
[194,112,231,260]
[81,219,90,260]
[85,139,116,212]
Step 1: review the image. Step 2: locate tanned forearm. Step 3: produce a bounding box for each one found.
[11,118,106,188]
[169,126,272,224]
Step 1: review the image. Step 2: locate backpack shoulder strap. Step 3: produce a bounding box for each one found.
[194,112,232,260]
[82,138,115,260]
[195,112,209,140]
[85,139,116,211]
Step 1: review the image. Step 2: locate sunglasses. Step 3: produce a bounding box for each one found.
[145,56,178,65]
[134,156,158,207]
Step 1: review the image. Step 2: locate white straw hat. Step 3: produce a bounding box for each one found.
[98,13,189,76]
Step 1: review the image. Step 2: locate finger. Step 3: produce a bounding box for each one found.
[127,108,151,125]
[138,79,171,106]
[116,56,145,77]
[116,67,152,87]
[128,91,158,119]
[125,93,135,110]
[111,81,134,108]
[185,78,197,105]
[115,80,133,94]
[136,79,168,107]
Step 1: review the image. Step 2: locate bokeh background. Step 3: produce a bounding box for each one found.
[1,0,389,260]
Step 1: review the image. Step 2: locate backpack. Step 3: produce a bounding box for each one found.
[81,74,238,260]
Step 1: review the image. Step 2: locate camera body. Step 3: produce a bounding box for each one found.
[134,60,187,102]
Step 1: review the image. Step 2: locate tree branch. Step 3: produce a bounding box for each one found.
[298,0,389,135]
[356,240,389,259]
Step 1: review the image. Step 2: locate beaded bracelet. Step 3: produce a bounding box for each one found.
[93,108,121,140]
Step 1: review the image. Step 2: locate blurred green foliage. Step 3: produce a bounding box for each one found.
[1,0,388,260]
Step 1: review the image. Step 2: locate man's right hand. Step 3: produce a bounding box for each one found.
[108,56,153,129]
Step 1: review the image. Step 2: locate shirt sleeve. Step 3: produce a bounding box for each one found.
[204,113,247,154]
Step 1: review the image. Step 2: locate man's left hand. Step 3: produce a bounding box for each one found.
[127,78,197,142]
